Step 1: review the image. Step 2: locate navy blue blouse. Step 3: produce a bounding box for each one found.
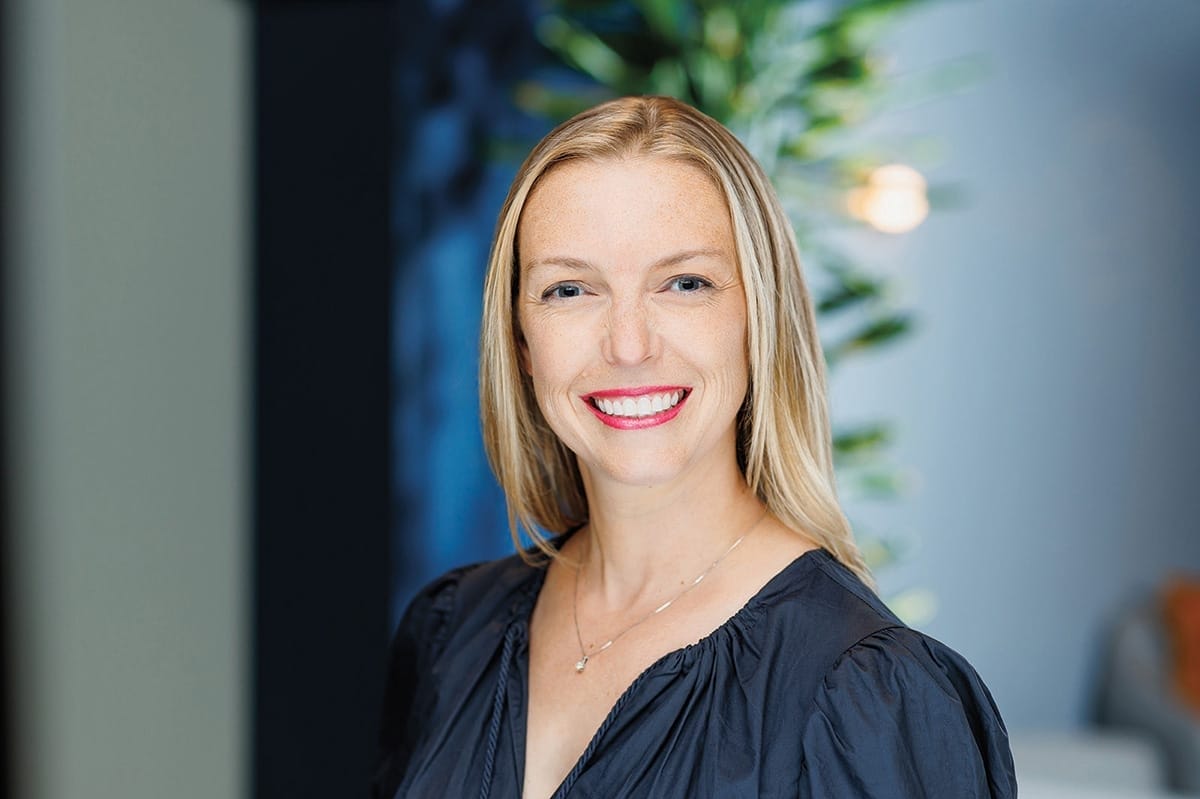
[373,547,1016,798]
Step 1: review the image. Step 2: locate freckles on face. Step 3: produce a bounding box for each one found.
[513,155,749,486]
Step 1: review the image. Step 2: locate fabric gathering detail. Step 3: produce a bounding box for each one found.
[373,546,1017,799]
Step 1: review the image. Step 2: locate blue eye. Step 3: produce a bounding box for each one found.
[669,275,711,293]
[544,283,585,300]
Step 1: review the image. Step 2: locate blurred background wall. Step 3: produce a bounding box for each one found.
[3,1,248,798]
[835,0,1200,730]
[389,0,1200,737]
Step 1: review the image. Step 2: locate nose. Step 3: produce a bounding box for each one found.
[601,296,657,366]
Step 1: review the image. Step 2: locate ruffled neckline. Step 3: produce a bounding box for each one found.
[505,545,832,799]
[511,541,832,671]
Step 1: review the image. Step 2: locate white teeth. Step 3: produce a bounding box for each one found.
[591,391,685,418]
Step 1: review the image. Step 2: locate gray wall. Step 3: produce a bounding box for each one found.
[4,1,248,797]
[837,0,1200,729]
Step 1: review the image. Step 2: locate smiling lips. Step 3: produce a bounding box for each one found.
[583,386,690,429]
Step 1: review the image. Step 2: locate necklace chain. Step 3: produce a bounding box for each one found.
[571,511,768,673]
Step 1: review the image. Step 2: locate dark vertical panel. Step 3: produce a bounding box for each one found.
[254,3,392,797]
[0,0,11,793]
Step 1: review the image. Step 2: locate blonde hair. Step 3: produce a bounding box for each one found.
[479,96,872,585]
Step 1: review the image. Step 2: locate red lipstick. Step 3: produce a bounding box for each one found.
[581,386,690,430]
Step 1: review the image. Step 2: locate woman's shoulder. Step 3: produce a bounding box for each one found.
[764,550,979,671]
[411,550,542,606]
[800,625,1017,797]
[774,550,1016,797]
[399,549,545,645]
[755,548,909,667]
[776,550,1009,728]
[374,552,544,799]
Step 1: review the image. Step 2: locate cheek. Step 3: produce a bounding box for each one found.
[520,317,576,391]
[716,311,750,383]
[519,321,547,378]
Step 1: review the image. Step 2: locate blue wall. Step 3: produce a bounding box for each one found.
[835,0,1200,729]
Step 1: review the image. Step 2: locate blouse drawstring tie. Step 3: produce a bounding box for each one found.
[479,621,518,799]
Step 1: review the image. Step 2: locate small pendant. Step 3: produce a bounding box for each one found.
[575,656,588,673]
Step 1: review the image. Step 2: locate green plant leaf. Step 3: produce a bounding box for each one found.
[827,314,913,362]
[844,468,909,500]
[817,275,884,314]
[833,424,893,458]
[537,14,630,87]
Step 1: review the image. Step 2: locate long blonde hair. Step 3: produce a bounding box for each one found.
[479,96,872,585]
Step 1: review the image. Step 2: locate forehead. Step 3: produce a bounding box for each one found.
[517,156,734,267]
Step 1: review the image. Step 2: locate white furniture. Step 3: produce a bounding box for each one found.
[1012,730,1200,799]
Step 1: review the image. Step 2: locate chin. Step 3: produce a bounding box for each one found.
[580,453,693,490]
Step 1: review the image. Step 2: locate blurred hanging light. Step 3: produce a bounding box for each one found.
[847,164,929,234]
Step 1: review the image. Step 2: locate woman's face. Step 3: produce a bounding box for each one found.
[516,156,749,489]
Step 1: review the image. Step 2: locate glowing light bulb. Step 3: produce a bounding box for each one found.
[847,163,930,234]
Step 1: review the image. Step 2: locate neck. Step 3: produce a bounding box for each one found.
[574,457,764,609]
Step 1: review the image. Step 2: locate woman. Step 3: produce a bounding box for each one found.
[374,96,1016,799]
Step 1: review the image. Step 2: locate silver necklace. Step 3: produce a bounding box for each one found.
[571,511,768,673]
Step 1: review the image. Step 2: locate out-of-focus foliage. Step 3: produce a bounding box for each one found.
[514,0,970,619]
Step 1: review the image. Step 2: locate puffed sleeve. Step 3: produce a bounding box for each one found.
[800,627,1017,798]
[371,566,474,799]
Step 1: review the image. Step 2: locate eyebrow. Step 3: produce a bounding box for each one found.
[524,248,728,273]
